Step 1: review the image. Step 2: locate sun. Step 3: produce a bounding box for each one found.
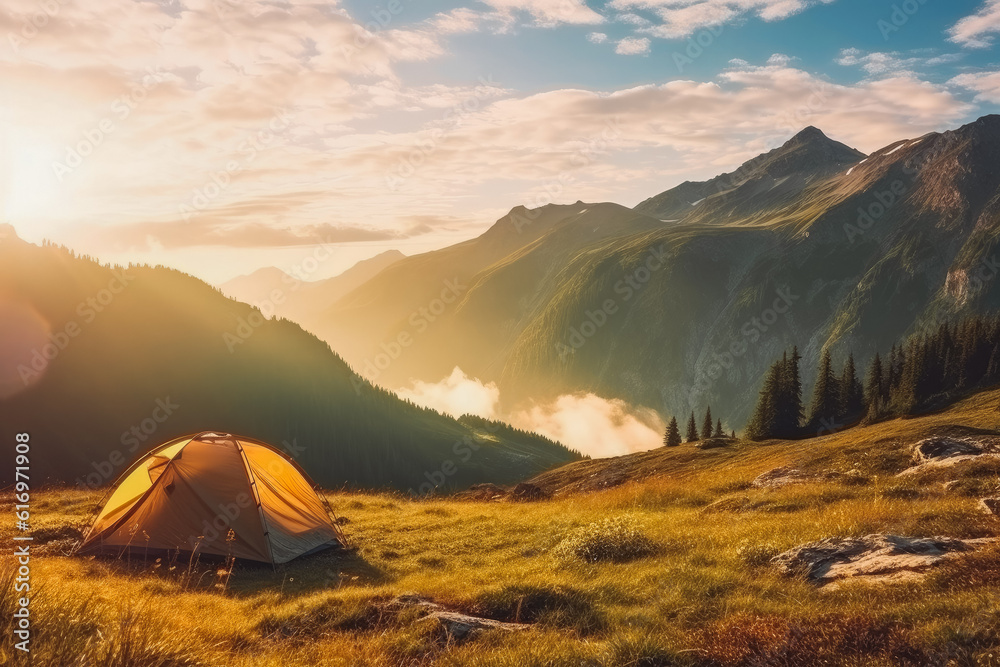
[1,127,65,223]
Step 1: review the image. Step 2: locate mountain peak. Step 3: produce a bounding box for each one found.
[790,126,828,142]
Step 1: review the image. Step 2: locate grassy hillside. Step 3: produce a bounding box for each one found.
[0,233,578,490]
[4,388,1000,666]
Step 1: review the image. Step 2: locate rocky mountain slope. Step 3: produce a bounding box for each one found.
[311,116,1000,429]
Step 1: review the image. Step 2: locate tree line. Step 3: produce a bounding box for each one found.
[663,405,733,447]
[745,315,1000,440]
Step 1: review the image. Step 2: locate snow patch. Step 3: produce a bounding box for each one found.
[884,142,908,156]
[690,198,705,206]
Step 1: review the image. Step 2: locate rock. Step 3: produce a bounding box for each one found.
[980,497,1000,516]
[509,483,549,502]
[912,437,982,463]
[752,466,841,489]
[422,611,530,641]
[942,480,962,492]
[771,534,982,585]
[387,594,442,612]
[695,438,729,450]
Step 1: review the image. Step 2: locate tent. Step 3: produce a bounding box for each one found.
[77,432,345,564]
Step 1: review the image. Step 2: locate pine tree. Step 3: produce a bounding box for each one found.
[774,347,803,437]
[808,349,839,428]
[686,412,699,442]
[702,406,713,440]
[713,418,723,438]
[746,361,782,440]
[864,352,885,419]
[838,352,864,420]
[664,417,681,447]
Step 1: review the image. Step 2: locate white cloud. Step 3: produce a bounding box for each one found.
[616,36,651,54]
[395,367,665,457]
[479,0,605,26]
[948,0,1000,48]
[836,49,964,77]
[588,31,609,43]
[512,393,665,458]
[610,0,834,39]
[950,71,1000,104]
[398,367,501,419]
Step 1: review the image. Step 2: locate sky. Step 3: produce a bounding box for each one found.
[1,0,999,284]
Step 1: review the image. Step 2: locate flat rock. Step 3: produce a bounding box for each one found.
[422,611,530,640]
[980,497,1000,516]
[752,466,840,489]
[771,534,986,585]
[912,436,984,463]
[899,435,1000,476]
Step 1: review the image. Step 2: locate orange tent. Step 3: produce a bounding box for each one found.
[77,432,344,564]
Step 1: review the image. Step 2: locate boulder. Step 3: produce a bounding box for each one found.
[422,611,530,641]
[752,467,841,489]
[771,534,978,585]
[980,497,1000,516]
[898,435,1000,476]
[912,437,982,463]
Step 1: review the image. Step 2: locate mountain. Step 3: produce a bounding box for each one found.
[0,232,578,489]
[221,249,405,325]
[309,116,1000,431]
[634,126,866,222]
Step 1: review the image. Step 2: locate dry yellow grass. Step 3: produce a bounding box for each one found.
[3,389,1000,666]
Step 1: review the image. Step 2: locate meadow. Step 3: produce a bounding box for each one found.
[4,389,1000,666]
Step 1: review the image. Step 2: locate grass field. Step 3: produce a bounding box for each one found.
[4,389,1000,666]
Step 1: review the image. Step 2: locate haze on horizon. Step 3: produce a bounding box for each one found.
[1,0,999,284]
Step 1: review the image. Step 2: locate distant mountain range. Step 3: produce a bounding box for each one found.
[221,249,405,327]
[0,232,578,489]
[307,115,1000,430]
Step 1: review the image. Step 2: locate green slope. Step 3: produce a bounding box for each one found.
[0,232,579,490]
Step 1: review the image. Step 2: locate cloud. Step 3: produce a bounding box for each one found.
[396,367,665,457]
[948,0,1000,48]
[511,393,665,458]
[836,48,964,77]
[478,0,605,26]
[950,71,1000,104]
[397,367,501,419]
[84,219,413,250]
[615,36,651,54]
[610,0,834,39]
[588,31,609,43]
